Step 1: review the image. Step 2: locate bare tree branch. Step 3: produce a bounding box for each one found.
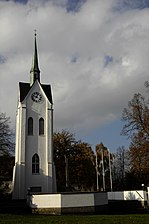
[0,113,15,156]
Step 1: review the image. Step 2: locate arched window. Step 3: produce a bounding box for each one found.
[32,154,39,174]
[39,117,44,135]
[28,117,33,135]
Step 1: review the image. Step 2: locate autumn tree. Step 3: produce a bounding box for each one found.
[127,138,149,188]
[53,130,96,192]
[53,130,76,191]
[121,91,149,187]
[69,142,96,191]
[122,93,149,142]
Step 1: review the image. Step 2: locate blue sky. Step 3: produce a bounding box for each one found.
[115,0,149,11]
[0,0,149,152]
[13,0,149,10]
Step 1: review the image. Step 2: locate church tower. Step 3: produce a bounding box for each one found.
[12,33,57,199]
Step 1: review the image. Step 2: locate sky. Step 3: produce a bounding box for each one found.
[0,0,149,152]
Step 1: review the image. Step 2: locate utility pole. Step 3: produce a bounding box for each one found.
[96,150,99,191]
[101,149,105,191]
[108,149,113,191]
[65,154,69,191]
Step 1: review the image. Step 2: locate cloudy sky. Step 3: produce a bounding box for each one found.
[0,0,149,152]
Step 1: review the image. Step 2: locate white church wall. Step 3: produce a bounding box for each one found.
[13,81,55,199]
[12,104,27,199]
[12,35,56,199]
[25,82,51,194]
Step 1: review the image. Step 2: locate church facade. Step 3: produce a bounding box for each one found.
[12,34,56,199]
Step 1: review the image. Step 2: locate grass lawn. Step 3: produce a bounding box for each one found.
[0,214,148,224]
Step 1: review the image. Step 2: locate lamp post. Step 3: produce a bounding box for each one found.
[108,149,113,191]
[142,183,145,191]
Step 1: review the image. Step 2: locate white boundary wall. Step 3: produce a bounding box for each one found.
[108,190,147,201]
[28,194,61,208]
[27,192,108,214]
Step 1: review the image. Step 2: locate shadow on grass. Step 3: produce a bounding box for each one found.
[0,193,148,216]
[0,194,31,215]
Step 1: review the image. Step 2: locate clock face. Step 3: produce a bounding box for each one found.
[31,92,42,103]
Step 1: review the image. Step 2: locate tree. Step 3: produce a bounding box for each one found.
[53,130,96,192]
[121,93,149,142]
[112,146,130,190]
[121,90,149,188]
[0,113,15,192]
[69,142,96,191]
[96,142,113,191]
[0,113,14,156]
[128,138,149,188]
[53,130,76,191]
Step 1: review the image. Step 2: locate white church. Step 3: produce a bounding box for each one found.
[11,34,147,214]
[12,33,57,199]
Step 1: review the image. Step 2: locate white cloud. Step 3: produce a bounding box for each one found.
[0,0,148,140]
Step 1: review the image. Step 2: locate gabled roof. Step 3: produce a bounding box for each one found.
[41,84,53,104]
[19,82,30,102]
[19,82,53,104]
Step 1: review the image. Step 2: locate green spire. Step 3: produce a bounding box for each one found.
[30,30,40,86]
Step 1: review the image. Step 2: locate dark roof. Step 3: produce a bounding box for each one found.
[19,82,53,104]
[19,82,30,102]
[42,84,53,104]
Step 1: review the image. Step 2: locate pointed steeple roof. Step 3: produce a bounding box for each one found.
[18,32,53,104]
[30,30,40,86]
